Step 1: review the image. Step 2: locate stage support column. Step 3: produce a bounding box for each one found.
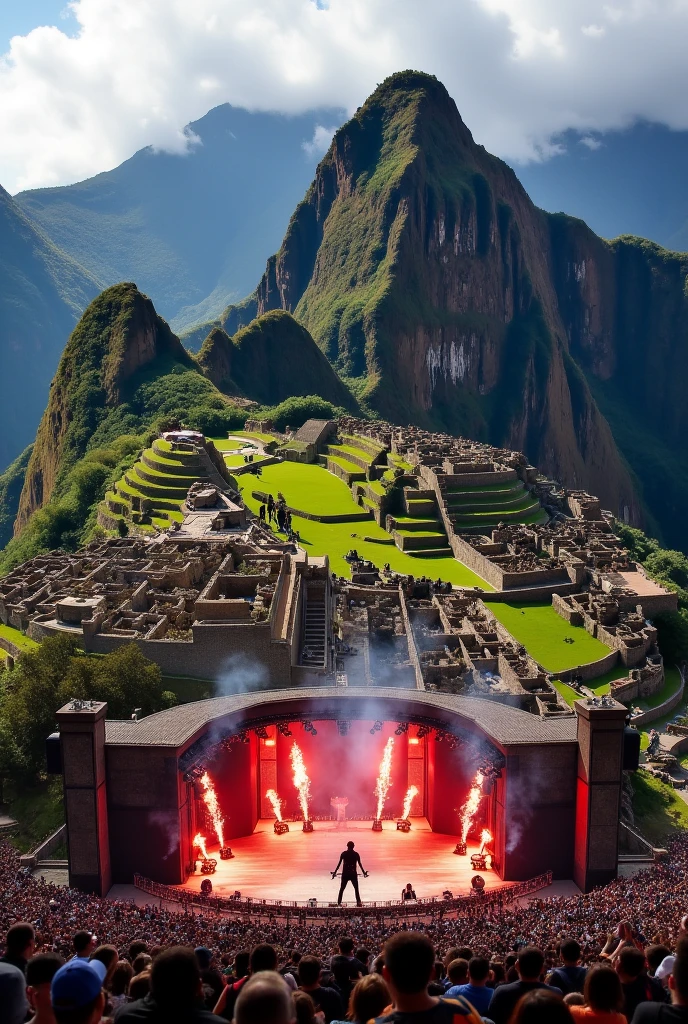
[55,700,111,896]
[573,697,627,892]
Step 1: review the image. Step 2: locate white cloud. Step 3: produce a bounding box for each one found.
[579,134,603,150]
[2,0,688,191]
[302,124,337,157]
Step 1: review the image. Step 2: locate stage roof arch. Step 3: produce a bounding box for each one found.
[104,687,577,761]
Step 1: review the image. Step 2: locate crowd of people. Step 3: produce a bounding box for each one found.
[3,834,688,1023]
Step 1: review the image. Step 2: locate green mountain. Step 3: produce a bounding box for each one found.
[0,186,99,469]
[213,70,688,550]
[197,310,353,408]
[1,284,352,570]
[2,283,236,570]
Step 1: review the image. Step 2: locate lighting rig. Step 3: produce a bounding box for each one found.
[336,720,351,736]
[274,821,289,835]
[396,819,411,833]
[369,720,383,735]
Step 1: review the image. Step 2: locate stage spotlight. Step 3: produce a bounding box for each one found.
[372,818,383,832]
[200,879,213,895]
[417,725,431,738]
[395,723,409,736]
[274,821,290,835]
[302,820,314,832]
[453,842,467,856]
[336,720,351,737]
[442,889,453,900]
[200,858,217,875]
[254,726,269,739]
[370,720,383,735]
[219,847,234,860]
[471,874,486,892]
[277,723,293,737]
[396,819,411,832]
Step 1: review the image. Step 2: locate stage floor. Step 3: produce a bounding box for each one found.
[179,818,500,904]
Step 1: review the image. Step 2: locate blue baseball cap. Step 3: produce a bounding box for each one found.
[51,959,107,1009]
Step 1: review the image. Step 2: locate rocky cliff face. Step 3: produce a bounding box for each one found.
[197,309,353,408]
[247,70,688,541]
[15,283,192,533]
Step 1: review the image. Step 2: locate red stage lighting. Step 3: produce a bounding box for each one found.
[264,739,276,747]
[409,737,420,746]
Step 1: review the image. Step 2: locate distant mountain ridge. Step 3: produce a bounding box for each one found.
[14,104,344,334]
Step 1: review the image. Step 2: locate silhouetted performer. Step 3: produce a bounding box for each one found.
[332,840,368,906]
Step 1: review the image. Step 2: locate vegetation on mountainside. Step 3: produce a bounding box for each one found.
[0,635,175,795]
[615,522,688,664]
[0,187,99,470]
[0,446,33,550]
[630,771,688,843]
[198,311,355,409]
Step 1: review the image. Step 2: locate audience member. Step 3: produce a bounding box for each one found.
[632,938,688,1023]
[377,932,482,1023]
[292,991,316,1024]
[297,955,344,1023]
[72,932,96,961]
[214,942,280,1019]
[509,989,572,1024]
[548,940,588,996]
[487,947,563,1024]
[109,961,134,1012]
[26,952,63,1024]
[448,957,493,1017]
[444,958,469,993]
[617,946,666,1020]
[568,965,626,1023]
[1,922,35,974]
[128,971,152,1001]
[234,972,295,1024]
[0,961,29,1024]
[340,974,390,1023]
[115,946,218,1023]
[51,958,106,1024]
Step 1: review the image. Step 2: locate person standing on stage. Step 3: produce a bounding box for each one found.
[331,841,368,907]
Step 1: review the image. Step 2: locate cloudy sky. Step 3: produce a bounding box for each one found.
[2,0,688,193]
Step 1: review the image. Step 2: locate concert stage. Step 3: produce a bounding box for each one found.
[179,817,500,904]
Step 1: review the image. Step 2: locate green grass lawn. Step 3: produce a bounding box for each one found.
[630,771,688,844]
[486,602,612,672]
[5,779,64,853]
[242,462,365,517]
[585,664,632,696]
[552,680,581,706]
[328,442,376,465]
[0,624,39,653]
[239,464,490,586]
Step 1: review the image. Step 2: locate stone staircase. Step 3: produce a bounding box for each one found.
[301,584,328,668]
